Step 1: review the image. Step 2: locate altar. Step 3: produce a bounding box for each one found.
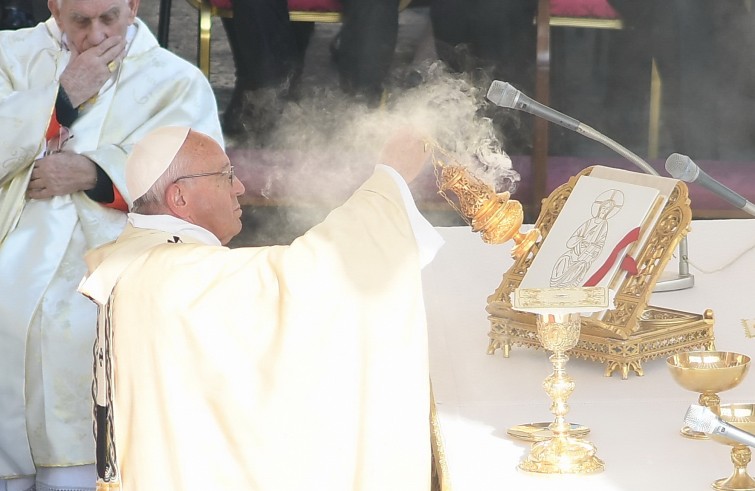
[423,219,755,490]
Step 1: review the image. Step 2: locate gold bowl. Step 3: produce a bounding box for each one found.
[668,351,751,393]
[710,403,755,490]
[667,351,751,439]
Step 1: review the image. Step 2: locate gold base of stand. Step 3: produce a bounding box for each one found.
[519,436,605,474]
[681,425,709,440]
[714,471,755,491]
[713,426,755,491]
[487,305,715,379]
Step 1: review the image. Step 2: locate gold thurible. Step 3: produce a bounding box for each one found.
[431,144,539,258]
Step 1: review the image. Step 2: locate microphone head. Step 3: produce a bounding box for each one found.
[684,404,720,434]
[665,153,700,182]
[486,81,518,108]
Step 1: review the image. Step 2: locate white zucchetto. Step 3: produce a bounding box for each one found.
[126,126,190,203]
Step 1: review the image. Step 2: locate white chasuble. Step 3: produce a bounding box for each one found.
[80,170,435,491]
[0,17,223,477]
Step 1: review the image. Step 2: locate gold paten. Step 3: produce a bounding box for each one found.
[518,311,604,474]
[507,422,590,442]
[667,351,751,439]
[710,403,755,490]
[431,146,539,259]
[485,167,715,378]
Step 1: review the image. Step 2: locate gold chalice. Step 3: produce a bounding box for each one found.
[518,312,604,474]
[429,145,539,259]
[711,403,755,491]
[667,351,751,439]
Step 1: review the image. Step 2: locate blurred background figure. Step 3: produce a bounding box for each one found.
[220,0,401,140]
[220,0,314,137]
[605,0,755,160]
[333,0,400,104]
[0,0,36,29]
[429,0,536,154]
[430,0,535,89]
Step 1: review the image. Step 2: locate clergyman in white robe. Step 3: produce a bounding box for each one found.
[0,17,223,480]
[79,166,444,491]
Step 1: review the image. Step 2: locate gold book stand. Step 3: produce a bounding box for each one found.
[486,167,715,379]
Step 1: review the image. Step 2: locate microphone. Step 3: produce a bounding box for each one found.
[665,153,755,217]
[486,80,658,177]
[486,79,582,133]
[685,404,755,448]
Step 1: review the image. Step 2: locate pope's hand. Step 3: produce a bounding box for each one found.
[27,153,98,199]
[379,129,431,185]
[59,36,126,107]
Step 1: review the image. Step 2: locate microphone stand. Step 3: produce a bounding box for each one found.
[578,125,657,176]
[576,125,693,291]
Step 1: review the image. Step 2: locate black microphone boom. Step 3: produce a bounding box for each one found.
[486,80,658,176]
[665,153,755,217]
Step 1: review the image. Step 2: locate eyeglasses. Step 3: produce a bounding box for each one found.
[174,166,235,185]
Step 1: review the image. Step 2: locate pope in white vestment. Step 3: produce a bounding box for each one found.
[0,13,223,481]
[78,125,443,490]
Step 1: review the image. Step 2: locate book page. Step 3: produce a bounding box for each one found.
[589,166,679,292]
[521,174,660,290]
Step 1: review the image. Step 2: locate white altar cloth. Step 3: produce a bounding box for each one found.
[424,219,755,491]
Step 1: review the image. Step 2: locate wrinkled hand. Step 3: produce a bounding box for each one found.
[379,128,431,185]
[27,152,98,199]
[59,36,126,107]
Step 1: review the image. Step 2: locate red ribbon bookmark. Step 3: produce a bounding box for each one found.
[583,226,641,287]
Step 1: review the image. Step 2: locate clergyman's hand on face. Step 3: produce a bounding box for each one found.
[27,152,98,199]
[59,36,126,107]
[379,128,431,185]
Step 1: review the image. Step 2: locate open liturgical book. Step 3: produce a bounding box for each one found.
[520,166,678,295]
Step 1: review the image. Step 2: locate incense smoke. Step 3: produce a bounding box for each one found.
[230,62,521,245]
